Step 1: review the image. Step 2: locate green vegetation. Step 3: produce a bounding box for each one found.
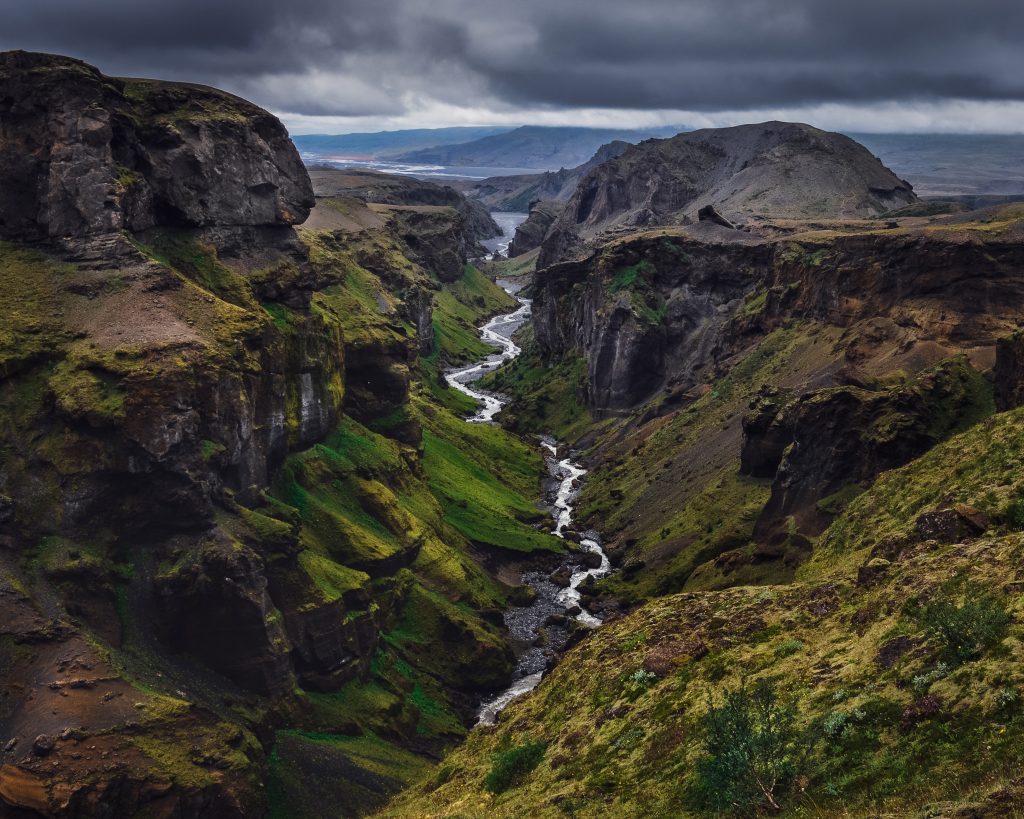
[691,678,804,813]
[426,263,518,366]
[479,335,592,441]
[484,740,547,795]
[909,581,1011,666]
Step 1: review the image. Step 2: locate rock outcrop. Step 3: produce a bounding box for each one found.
[538,122,917,266]
[509,200,564,257]
[742,358,993,546]
[533,213,1024,411]
[0,52,526,817]
[0,50,313,243]
[307,166,499,249]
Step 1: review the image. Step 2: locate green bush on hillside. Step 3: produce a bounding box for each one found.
[690,678,804,814]
[483,740,547,795]
[910,582,1011,666]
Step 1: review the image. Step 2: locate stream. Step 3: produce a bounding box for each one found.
[444,269,612,726]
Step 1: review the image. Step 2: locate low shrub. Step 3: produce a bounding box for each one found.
[484,739,547,795]
[910,582,1010,666]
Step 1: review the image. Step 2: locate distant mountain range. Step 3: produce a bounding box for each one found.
[294,127,1024,199]
[460,140,633,211]
[850,133,1024,196]
[392,125,682,170]
[291,127,513,159]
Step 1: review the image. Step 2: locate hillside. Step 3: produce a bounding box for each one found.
[395,126,679,170]
[390,197,1024,817]
[539,122,918,266]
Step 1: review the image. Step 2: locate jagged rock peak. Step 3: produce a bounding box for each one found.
[0,50,314,242]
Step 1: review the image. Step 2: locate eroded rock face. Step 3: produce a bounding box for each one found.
[743,358,993,543]
[994,331,1024,410]
[533,233,771,409]
[0,51,313,242]
[533,219,1024,414]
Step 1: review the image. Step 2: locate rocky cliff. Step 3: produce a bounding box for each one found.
[508,201,564,257]
[0,51,313,243]
[538,122,917,266]
[0,52,560,818]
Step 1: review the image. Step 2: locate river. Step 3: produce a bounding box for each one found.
[479,211,528,260]
[443,253,612,725]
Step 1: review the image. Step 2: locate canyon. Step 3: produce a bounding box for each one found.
[4,48,1024,819]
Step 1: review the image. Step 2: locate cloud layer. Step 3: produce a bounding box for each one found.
[4,0,1024,132]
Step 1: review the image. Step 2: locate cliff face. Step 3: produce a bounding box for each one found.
[509,200,563,257]
[0,53,550,818]
[0,51,313,243]
[534,218,1024,412]
[538,122,917,266]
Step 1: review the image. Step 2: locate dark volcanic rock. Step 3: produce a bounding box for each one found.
[994,330,1024,410]
[509,200,564,257]
[745,358,993,542]
[0,51,313,243]
[539,122,917,266]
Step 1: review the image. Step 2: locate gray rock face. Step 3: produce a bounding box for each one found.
[509,200,564,257]
[539,122,917,266]
[0,51,313,242]
[533,233,770,409]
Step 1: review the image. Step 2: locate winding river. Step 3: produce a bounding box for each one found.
[444,266,612,725]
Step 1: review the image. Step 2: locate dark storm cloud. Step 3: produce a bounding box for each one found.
[2,0,1022,118]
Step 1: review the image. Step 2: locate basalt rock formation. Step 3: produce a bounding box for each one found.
[538,122,918,266]
[533,214,1024,413]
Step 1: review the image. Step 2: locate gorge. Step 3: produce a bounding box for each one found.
[4,46,1024,819]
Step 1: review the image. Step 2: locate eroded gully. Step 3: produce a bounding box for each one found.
[444,280,612,726]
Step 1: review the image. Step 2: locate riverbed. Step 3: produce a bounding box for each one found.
[443,262,612,725]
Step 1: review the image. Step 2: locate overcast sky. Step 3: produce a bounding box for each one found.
[4,0,1024,134]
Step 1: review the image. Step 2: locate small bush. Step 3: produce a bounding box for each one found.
[690,678,805,813]
[774,638,804,659]
[484,740,546,795]
[623,669,658,700]
[911,583,1011,666]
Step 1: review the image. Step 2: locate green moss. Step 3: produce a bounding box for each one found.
[609,260,655,293]
[268,730,431,819]
[420,411,562,554]
[48,360,127,425]
[135,231,258,310]
[298,551,369,603]
[0,242,75,376]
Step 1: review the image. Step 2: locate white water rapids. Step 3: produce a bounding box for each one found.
[443,274,612,725]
